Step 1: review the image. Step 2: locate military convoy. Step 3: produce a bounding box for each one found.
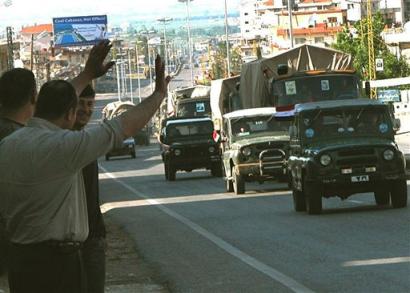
[157,44,407,213]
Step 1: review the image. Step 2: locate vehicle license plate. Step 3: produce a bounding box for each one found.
[351,175,369,182]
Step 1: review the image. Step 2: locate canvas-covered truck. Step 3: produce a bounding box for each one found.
[239,44,362,111]
[169,85,211,118]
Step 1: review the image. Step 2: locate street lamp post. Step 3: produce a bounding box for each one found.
[135,41,142,103]
[178,0,194,85]
[128,48,134,104]
[224,0,231,77]
[157,17,173,75]
[288,0,294,48]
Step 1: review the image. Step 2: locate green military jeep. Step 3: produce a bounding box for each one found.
[288,99,407,214]
[160,117,222,181]
[221,108,290,194]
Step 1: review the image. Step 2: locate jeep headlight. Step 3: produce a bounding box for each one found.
[320,154,332,166]
[208,146,215,153]
[174,149,182,156]
[242,147,252,157]
[383,149,394,161]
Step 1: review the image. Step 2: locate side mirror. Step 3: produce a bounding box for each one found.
[393,118,401,132]
[365,81,371,98]
[289,125,298,137]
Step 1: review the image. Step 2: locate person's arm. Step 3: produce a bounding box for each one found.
[70,40,115,97]
[118,55,171,138]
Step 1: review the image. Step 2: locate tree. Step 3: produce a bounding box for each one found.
[333,12,410,80]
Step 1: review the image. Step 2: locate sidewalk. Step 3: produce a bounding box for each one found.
[0,215,169,293]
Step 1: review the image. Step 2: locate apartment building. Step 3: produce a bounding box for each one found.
[239,0,407,53]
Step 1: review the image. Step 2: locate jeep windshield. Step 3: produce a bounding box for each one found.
[166,120,213,143]
[272,74,361,107]
[301,107,392,140]
[230,115,290,142]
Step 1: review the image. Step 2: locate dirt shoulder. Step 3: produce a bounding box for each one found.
[0,215,169,293]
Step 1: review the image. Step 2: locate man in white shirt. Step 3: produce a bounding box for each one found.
[0,40,170,293]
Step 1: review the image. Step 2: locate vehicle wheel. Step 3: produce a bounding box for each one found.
[391,179,407,208]
[168,163,176,181]
[233,167,245,195]
[105,155,110,161]
[304,181,322,215]
[211,163,223,177]
[374,188,390,206]
[164,163,169,180]
[223,165,233,192]
[292,189,306,212]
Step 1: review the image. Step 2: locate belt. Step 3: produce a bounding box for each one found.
[11,240,83,252]
[43,240,83,249]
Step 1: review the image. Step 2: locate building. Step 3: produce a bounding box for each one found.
[403,0,410,22]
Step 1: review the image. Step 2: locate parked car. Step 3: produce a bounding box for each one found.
[160,117,222,181]
[105,137,136,160]
[288,99,407,214]
[221,108,290,195]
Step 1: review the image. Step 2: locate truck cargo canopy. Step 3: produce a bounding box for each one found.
[239,44,353,109]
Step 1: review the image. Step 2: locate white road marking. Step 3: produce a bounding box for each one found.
[100,192,281,213]
[100,166,314,293]
[343,257,410,267]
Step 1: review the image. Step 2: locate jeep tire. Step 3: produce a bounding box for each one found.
[211,163,223,177]
[374,187,390,206]
[168,163,176,181]
[164,163,169,180]
[233,167,245,195]
[292,189,306,212]
[391,179,407,208]
[304,180,322,214]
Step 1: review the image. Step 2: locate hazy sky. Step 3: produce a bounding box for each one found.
[0,0,241,28]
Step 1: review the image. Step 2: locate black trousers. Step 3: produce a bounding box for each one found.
[8,242,86,293]
[82,237,106,293]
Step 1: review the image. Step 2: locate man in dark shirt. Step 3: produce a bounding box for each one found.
[0,68,37,276]
[73,84,106,293]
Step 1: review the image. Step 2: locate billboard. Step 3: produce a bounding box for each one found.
[53,15,107,47]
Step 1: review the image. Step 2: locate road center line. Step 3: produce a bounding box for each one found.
[343,257,410,267]
[100,166,314,293]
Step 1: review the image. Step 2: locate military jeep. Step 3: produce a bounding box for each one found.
[160,117,222,181]
[288,99,407,214]
[221,108,290,194]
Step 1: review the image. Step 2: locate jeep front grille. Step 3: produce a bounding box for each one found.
[259,149,286,176]
[336,147,377,166]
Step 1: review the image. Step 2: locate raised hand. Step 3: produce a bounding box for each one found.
[83,40,115,79]
[154,54,171,95]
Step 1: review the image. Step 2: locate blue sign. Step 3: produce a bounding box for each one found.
[53,15,108,47]
[377,89,401,103]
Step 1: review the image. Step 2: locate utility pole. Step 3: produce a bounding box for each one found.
[6,26,14,70]
[178,0,195,85]
[224,0,231,77]
[367,0,376,98]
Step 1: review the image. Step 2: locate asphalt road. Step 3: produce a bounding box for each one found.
[92,69,410,293]
[97,144,409,293]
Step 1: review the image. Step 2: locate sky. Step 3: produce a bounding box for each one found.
[0,0,241,29]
